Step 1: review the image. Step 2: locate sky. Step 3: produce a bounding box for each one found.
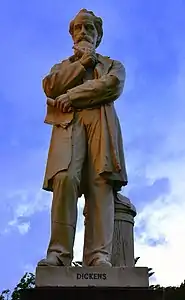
[0,0,185,291]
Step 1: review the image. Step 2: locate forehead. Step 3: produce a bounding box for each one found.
[74,13,95,26]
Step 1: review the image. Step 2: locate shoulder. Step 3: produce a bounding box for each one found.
[50,58,71,72]
[110,59,126,78]
[97,54,125,70]
[111,58,125,70]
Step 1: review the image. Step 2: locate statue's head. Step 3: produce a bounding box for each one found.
[69,9,103,49]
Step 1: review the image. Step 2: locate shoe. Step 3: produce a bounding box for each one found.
[37,253,65,266]
[91,257,112,267]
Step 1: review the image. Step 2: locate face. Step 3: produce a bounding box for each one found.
[72,13,98,49]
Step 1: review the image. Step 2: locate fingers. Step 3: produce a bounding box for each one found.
[59,101,63,111]
[73,45,85,56]
[61,102,71,113]
[47,98,56,107]
[80,51,97,68]
[56,98,61,110]
[67,107,73,112]
[62,105,73,113]
[87,54,97,66]
[85,50,97,62]
[84,49,95,57]
[55,96,72,113]
[56,99,65,111]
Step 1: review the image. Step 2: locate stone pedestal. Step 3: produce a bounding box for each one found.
[35,266,149,287]
[111,193,137,267]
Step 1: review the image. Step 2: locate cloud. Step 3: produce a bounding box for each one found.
[135,189,185,287]
[1,188,51,235]
[130,127,185,287]
[6,221,31,235]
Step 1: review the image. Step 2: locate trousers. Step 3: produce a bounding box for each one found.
[47,108,114,266]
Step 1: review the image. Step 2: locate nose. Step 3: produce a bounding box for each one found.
[80,25,87,35]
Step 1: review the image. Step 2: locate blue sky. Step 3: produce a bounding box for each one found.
[0,0,185,290]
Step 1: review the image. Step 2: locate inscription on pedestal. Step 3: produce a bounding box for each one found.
[76,272,107,280]
[36,266,149,287]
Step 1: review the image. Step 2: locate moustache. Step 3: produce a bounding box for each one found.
[76,35,92,43]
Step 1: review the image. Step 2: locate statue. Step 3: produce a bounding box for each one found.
[38,9,128,268]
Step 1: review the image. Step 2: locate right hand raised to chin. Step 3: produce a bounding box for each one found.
[74,45,97,68]
[80,50,97,68]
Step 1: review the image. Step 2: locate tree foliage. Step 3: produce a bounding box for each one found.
[0,273,35,300]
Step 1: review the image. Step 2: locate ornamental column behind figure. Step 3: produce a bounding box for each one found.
[38,8,128,268]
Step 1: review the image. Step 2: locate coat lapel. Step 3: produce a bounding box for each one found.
[94,54,113,79]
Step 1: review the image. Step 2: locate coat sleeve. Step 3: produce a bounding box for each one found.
[42,60,86,99]
[67,60,126,109]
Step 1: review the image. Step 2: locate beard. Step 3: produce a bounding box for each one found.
[77,40,93,49]
[73,38,95,59]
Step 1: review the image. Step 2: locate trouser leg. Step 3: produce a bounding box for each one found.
[81,109,114,266]
[47,171,79,265]
[47,115,86,265]
[83,177,114,266]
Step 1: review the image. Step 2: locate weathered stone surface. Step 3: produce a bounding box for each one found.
[111,193,137,267]
[35,266,149,287]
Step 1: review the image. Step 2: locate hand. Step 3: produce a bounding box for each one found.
[80,50,97,69]
[55,94,73,113]
[74,45,97,68]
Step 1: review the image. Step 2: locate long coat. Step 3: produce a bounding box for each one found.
[42,54,128,195]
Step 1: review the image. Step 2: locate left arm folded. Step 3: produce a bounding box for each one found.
[67,60,126,109]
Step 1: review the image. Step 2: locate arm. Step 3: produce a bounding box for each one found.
[67,60,125,109]
[42,60,86,99]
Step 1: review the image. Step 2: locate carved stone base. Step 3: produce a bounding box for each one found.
[111,194,137,267]
[35,266,149,287]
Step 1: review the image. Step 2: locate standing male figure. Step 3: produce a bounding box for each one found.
[38,9,128,267]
